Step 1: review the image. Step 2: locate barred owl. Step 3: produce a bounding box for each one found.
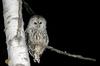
[25,15,49,63]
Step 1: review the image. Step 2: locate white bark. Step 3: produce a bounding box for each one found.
[2,0,30,66]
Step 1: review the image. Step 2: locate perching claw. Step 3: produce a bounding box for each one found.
[33,53,40,63]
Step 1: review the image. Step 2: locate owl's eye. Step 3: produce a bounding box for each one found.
[39,22,42,24]
[34,22,37,24]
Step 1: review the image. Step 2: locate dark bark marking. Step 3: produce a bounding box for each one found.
[7,21,10,24]
[7,15,12,20]
[8,39,12,46]
[24,58,28,61]
[7,17,19,24]
[3,8,9,14]
[14,35,23,43]
[16,64,25,66]
[12,17,19,21]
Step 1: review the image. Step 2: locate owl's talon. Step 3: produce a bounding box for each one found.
[33,58,40,63]
[33,53,40,63]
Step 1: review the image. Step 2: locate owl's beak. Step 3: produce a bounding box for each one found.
[37,25,40,28]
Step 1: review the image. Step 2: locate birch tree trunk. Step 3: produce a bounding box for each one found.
[2,0,30,66]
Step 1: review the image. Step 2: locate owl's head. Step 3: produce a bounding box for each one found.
[28,15,47,30]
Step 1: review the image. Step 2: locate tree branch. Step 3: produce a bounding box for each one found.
[46,46,96,62]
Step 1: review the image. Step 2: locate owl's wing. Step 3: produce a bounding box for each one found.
[43,30,49,46]
[25,29,35,56]
[25,29,33,49]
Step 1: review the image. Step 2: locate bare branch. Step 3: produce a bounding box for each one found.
[46,46,96,62]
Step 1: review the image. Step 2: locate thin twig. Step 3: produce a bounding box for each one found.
[46,46,96,62]
[22,0,35,15]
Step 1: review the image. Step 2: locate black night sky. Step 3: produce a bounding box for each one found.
[0,0,96,66]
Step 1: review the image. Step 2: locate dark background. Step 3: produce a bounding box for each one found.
[0,0,96,66]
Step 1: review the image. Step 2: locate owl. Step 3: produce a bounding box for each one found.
[25,15,49,63]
